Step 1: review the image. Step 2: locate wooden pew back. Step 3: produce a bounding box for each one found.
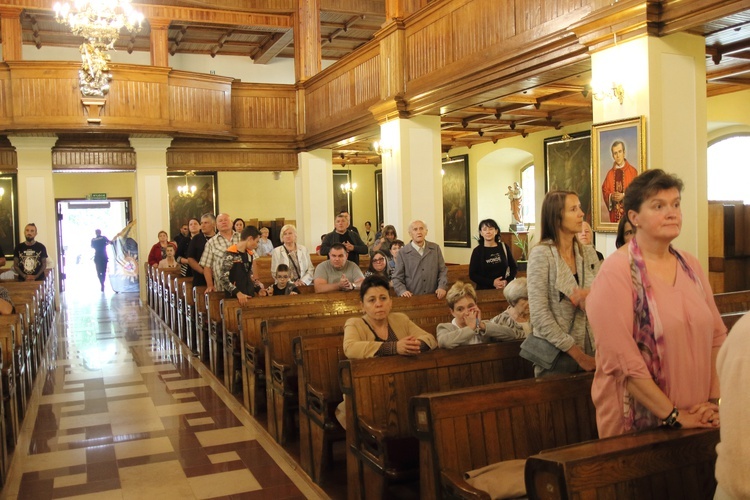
[525,428,719,500]
[410,372,597,500]
[714,289,750,314]
[340,341,534,499]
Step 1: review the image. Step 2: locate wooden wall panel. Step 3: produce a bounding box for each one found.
[167,146,297,171]
[7,63,82,125]
[303,43,380,139]
[232,83,297,139]
[168,72,233,134]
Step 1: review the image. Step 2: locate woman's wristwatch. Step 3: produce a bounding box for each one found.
[662,406,682,428]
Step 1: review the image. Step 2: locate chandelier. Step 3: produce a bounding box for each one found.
[177,172,197,197]
[340,182,357,194]
[53,0,144,98]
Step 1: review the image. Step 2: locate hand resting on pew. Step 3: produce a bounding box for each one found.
[343,275,438,359]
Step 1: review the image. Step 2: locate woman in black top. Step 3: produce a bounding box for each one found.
[469,218,517,290]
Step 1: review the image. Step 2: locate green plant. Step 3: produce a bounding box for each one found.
[510,228,533,261]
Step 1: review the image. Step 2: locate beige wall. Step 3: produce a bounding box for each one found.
[53,172,136,200]
[216,171,296,223]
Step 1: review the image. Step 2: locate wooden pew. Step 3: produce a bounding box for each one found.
[253,254,329,286]
[293,333,345,484]
[722,310,745,330]
[220,298,243,394]
[204,291,224,379]
[340,341,534,500]
[0,316,20,451]
[193,286,208,363]
[446,263,471,285]
[237,289,506,417]
[262,296,509,445]
[714,289,750,314]
[524,428,719,500]
[410,373,597,500]
[182,281,197,353]
[160,269,180,328]
[173,276,191,343]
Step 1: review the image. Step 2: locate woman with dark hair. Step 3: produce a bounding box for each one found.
[615,213,636,249]
[587,169,725,437]
[469,218,516,290]
[233,218,245,233]
[147,230,173,268]
[343,275,437,358]
[364,250,390,281]
[526,191,600,376]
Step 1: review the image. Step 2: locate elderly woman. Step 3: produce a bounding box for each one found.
[343,275,437,358]
[493,277,531,339]
[270,224,314,287]
[587,169,725,437]
[469,218,516,290]
[364,250,390,280]
[147,230,173,268]
[257,227,274,256]
[371,225,397,256]
[526,190,600,376]
[436,281,525,349]
[615,213,636,249]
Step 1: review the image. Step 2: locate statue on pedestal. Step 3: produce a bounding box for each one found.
[506,182,524,230]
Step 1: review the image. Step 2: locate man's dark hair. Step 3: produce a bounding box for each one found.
[241,225,260,240]
[276,263,290,274]
[330,243,347,253]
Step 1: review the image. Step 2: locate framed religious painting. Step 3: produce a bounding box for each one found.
[442,154,470,248]
[544,131,592,224]
[333,170,353,218]
[167,172,217,239]
[592,116,646,232]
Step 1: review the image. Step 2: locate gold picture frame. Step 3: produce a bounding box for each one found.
[592,116,646,232]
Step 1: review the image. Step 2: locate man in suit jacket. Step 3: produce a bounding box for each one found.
[392,220,448,299]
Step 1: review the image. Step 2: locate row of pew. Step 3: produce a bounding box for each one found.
[0,270,56,489]
[145,261,748,499]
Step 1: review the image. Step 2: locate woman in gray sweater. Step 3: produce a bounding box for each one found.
[526,191,600,376]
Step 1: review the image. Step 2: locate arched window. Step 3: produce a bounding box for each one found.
[708,134,750,202]
[520,163,535,224]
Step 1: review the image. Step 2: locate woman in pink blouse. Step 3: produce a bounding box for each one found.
[587,169,726,438]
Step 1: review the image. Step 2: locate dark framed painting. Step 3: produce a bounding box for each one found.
[333,170,352,218]
[0,175,18,258]
[374,169,383,228]
[442,154,470,248]
[592,116,646,232]
[167,172,217,239]
[545,131,592,224]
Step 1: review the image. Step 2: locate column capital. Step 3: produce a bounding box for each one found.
[0,6,23,18]
[130,138,173,151]
[8,136,57,151]
[148,17,172,30]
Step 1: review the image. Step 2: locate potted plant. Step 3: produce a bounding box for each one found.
[510,228,533,272]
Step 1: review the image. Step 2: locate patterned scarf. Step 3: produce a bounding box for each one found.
[623,236,704,431]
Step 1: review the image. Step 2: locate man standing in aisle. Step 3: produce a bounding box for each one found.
[14,223,48,281]
[320,212,368,265]
[200,213,240,292]
[393,220,448,299]
[91,229,111,291]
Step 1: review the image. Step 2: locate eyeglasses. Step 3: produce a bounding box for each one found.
[372,258,385,263]
[277,274,290,279]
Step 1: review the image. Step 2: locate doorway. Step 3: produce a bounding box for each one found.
[56,199,130,293]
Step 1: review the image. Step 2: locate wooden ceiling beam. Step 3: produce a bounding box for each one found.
[252,29,293,63]
[707,38,750,64]
[707,61,750,80]
[322,15,365,46]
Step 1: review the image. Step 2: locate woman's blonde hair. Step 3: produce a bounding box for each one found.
[280,224,297,237]
[445,281,477,309]
[503,278,527,306]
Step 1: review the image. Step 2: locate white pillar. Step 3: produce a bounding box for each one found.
[592,33,707,263]
[380,115,442,243]
[131,138,172,301]
[295,149,333,250]
[10,136,59,289]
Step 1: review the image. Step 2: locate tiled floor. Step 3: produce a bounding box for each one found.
[1,287,325,499]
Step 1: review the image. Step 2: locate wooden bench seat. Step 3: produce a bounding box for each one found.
[237,289,506,417]
[262,296,508,445]
[292,333,345,484]
[193,286,208,363]
[0,316,20,452]
[410,372,597,500]
[340,341,534,499]
[525,428,719,500]
[714,289,750,315]
[182,280,197,353]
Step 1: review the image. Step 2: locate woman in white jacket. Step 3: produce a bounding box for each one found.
[270,224,314,287]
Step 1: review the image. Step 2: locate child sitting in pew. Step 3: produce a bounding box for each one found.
[268,264,300,296]
[436,281,527,349]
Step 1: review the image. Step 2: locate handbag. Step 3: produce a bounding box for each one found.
[519,334,561,370]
